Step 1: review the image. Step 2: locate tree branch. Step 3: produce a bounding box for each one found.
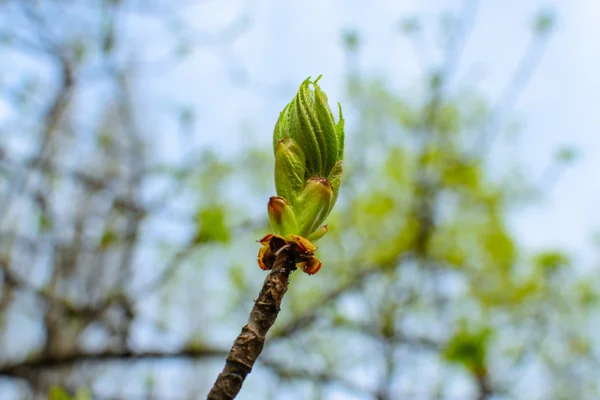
[0,347,228,381]
[207,246,297,400]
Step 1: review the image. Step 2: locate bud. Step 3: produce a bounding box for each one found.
[257,244,274,271]
[273,76,344,179]
[260,76,345,275]
[327,160,343,212]
[257,233,289,271]
[295,177,334,237]
[274,138,306,203]
[288,234,317,256]
[298,258,322,275]
[268,197,299,236]
[307,224,328,242]
[256,233,322,275]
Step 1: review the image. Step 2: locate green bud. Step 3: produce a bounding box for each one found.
[307,225,328,242]
[335,103,345,160]
[266,76,344,249]
[273,76,344,178]
[273,103,291,152]
[267,196,298,236]
[291,79,323,176]
[274,138,306,203]
[296,177,334,237]
[312,77,339,175]
[327,160,343,212]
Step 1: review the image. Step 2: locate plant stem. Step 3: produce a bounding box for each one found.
[207,248,296,400]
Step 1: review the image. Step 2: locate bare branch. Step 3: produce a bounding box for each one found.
[0,347,228,381]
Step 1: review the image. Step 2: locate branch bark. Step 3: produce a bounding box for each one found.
[207,247,297,400]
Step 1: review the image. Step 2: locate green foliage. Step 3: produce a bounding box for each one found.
[444,326,491,373]
[436,103,461,135]
[442,159,482,190]
[575,280,599,306]
[100,228,117,249]
[194,206,230,244]
[427,225,467,268]
[482,220,516,273]
[48,386,91,400]
[534,250,570,271]
[39,213,52,232]
[385,148,412,184]
[49,386,72,400]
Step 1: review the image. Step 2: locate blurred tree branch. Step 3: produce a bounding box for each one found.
[0,347,229,384]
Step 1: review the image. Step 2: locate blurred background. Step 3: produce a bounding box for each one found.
[0,0,599,399]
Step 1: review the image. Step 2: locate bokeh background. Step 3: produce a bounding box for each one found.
[1,0,599,399]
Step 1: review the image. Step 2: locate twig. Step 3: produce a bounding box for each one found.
[207,246,297,400]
